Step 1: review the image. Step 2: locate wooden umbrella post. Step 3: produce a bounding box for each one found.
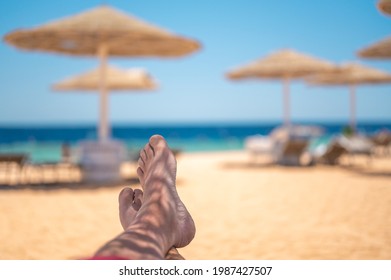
[349,84,356,132]
[283,77,291,127]
[98,43,109,141]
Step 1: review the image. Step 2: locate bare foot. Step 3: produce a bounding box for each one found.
[136,135,196,248]
[118,187,185,260]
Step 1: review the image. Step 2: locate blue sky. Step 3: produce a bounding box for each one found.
[1,0,391,125]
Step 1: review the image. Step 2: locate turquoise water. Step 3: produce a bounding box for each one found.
[126,137,244,152]
[0,138,245,164]
[0,136,332,164]
[0,142,63,163]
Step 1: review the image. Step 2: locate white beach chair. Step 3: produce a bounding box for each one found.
[270,125,324,166]
[337,135,374,165]
[245,134,274,155]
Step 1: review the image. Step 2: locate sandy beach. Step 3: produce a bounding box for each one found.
[0,150,390,260]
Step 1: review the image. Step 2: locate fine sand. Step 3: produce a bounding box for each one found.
[0,151,390,260]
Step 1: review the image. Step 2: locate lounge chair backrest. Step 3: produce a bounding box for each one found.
[0,154,28,166]
[321,142,347,164]
[282,140,308,156]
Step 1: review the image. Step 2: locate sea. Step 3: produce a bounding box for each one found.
[0,122,390,163]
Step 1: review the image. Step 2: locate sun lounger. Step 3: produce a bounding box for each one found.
[274,138,309,166]
[337,135,374,165]
[244,125,324,166]
[245,135,274,154]
[271,125,324,166]
[338,135,373,155]
[0,153,28,185]
[312,139,347,165]
[370,129,391,155]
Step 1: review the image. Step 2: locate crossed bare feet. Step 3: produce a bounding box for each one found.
[95,135,195,259]
[118,187,185,260]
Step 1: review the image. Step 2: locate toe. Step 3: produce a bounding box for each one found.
[138,157,145,170]
[133,188,143,200]
[118,187,134,205]
[132,189,143,211]
[136,166,144,184]
[139,147,148,162]
[149,134,167,149]
[144,141,154,159]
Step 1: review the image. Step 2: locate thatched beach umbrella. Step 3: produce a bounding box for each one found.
[226,49,336,126]
[358,36,391,59]
[306,63,391,131]
[3,5,200,141]
[52,65,157,91]
[53,65,157,138]
[52,65,157,137]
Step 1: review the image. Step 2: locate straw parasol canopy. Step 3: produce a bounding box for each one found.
[358,36,391,59]
[3,5,201,141]
[3,5,200,57]
[306,63,391,131]
[377,0,391,16]
[226,49,336,126]
[52,65,157,91]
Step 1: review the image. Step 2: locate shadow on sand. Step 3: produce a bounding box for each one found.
[220,160,317,169]
[340,165,391,178]
[220,158,391,179]
[0,177,187,191]
[0,176,141,191]
[220,161,276,169]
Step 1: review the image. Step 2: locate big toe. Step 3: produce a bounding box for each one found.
[149,135,168,149]
[118,187,133,206]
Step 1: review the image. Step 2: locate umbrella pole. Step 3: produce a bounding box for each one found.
[98,43,109,142]
[349,84,356,132]
[283,78,290,126]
